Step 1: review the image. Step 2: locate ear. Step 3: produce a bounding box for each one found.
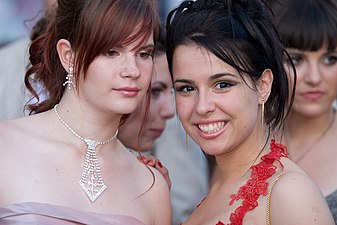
[56,39,74,72]
[257,69,273,103]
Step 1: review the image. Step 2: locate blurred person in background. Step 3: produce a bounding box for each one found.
[269,0,337,223]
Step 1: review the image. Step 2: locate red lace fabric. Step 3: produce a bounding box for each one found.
[197,140,288,225]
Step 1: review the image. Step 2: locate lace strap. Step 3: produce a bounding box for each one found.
[266,171,288,225]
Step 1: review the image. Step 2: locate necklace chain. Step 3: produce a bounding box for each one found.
[54,104,118,144]
[289,109,336,163]
[53,104,118,202]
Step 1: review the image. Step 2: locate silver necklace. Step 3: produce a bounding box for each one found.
[288,109,336,163]
[54,104,118,202]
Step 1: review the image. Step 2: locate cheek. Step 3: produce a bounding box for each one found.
[175,96,188,114]
[147,101,160,122]
[231,93,259,126]
[235,104,259,136]
[325,68,337,87]
[140,62,154,83]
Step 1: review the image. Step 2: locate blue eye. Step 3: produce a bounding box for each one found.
[288,54,303,66]
[215,81,231,89]
[323,55,337,65]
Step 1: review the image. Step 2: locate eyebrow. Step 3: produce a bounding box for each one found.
[152,81,168,89]
[174,73,235,84]
[210,73,236,80]
[113,43,155,51]
[174,79,194,84]
[138,44,155,50]
[325,50,337,54]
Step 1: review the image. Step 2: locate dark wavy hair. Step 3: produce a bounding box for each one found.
[269,0,337,51]
[25,0,160,114]
[166,0,296,131]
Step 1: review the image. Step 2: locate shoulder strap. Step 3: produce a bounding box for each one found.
[266,171,288,225]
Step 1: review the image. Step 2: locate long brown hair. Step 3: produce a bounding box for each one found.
[25,0,160,114]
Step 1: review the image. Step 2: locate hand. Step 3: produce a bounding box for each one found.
[138,155,171,190]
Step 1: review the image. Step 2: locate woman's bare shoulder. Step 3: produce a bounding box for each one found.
[145,166,172,224]
[0,113,50,153]
[269,163,334,225]
[0,117,28,143]
[125,153,171,224]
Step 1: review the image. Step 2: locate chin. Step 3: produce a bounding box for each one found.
[139,141,154,152]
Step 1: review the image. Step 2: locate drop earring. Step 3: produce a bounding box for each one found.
[63,63,75,89]
[261,98,265,133]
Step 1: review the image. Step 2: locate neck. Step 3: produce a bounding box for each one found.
[286,108,335,136]
[55,100,121,143]
[214,132,271,184]
[285,107,336,161]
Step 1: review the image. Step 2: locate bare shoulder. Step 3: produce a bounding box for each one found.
[138,164,172,225]
[0,117,29,147]
[269,160,334,225]
[0,113,50,165]
[0,116,37,203]
[148,166,170,195]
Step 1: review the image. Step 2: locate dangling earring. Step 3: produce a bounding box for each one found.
[261,98,265,133]
[63,63,75,89]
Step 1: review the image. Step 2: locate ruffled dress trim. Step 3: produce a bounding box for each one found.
[198,140,289,225]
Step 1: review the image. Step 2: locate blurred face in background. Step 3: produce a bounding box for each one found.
[285,45,337,117]
[118,53,175,151]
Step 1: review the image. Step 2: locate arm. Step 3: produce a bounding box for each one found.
[270,171,334,225]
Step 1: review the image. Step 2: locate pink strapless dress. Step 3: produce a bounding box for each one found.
[0,202,147,225]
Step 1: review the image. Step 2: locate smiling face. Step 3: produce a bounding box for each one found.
[77,33,155,115]
[285,46,337,118]
[172,44,263,156]
[118,54,175,151]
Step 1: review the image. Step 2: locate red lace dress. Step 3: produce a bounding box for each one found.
[188,140,289,225]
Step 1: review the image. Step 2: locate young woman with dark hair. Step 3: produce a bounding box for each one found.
[166,0,334,224]
[0,0,171,224]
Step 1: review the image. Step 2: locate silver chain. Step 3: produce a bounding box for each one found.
[53,104,118,145]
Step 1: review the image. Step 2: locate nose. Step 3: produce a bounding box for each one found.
[120,55,141,79]
[304,62,322,86]
[160,89,175,119]
[195,90,215,116]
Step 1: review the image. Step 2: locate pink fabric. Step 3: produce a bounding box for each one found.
[0,202,146,225]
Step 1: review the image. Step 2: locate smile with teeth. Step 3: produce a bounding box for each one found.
[198,121,225,134]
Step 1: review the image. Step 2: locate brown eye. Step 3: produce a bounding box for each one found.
[138,51,153,59]
[175,85,195,93]
[105,50,119,57]
[151,87,162,98]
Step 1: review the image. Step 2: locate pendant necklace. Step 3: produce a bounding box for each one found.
[54,104,118,202]
[288,109,336,163]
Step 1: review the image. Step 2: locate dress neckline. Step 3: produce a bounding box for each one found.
[0,202,146,225]
[199,139,289,225]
